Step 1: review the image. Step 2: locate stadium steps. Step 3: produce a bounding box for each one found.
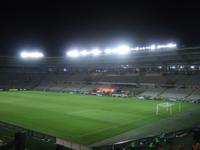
[184,89,197,99]
[31,79,44,89]
[156,88,168,98]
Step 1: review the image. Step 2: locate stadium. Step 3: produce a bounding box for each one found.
[0,44,200,150]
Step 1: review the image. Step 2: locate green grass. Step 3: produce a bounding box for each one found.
[0,91,198,145]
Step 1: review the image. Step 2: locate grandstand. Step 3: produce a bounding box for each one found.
[0,46,200,150]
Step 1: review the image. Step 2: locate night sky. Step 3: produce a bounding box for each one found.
[0,1,200,56]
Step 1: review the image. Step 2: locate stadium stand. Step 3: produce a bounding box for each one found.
[99,73,139,84]
[1,68,200,103]
[160,88,194,100]
[0,72,42,90]
[1,46,200,102]
[174,74,190,86]
[138,87,165,99]
[139,73,164,85]
[187,75,200,86]
[186,89,200,103]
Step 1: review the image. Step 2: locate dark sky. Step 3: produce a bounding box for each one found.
[0,1,200,56]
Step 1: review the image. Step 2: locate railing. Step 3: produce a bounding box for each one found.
[0,120,56,143]
[92,127,199,150]
[0,120,89,150]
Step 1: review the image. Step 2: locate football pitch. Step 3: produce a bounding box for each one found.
[0,91,199,145]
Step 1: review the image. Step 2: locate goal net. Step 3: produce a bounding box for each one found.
[156,102,174,115]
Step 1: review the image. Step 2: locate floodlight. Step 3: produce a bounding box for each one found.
[140,47,146,50]
[157,45,164,49]
[65,42,177,58]
[116,45,130,55]
[166,43,176,48]
[104,48,113,54]
[66,50,80,57]
[91,49,102,56]
[20,51,44,59]
[157,43,177,49]
[190,65,195,69]
[131,47,139,51]
[150,45,156,50]
[171,65,176,69]
[80,50,89,56]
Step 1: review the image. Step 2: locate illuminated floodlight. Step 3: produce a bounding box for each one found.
[66,50,80,57]
[190,65,195,69]
[157,43,177,49]
[116,45,130,55]
[131,47,139,51]
[171,65,176,69]
[150,45,156,50]
[140,47,146,50]
[20,51,44,59]
[91,49,102,56]
[80,50,90,56]
[166,43,177,48]
[65,42,177,57]
[157,45,165,49]
[104,48,113,54]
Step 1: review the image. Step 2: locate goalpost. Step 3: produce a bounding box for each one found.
[156,102,174,115]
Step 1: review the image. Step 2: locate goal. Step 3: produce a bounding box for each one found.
[156,102,174,115]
